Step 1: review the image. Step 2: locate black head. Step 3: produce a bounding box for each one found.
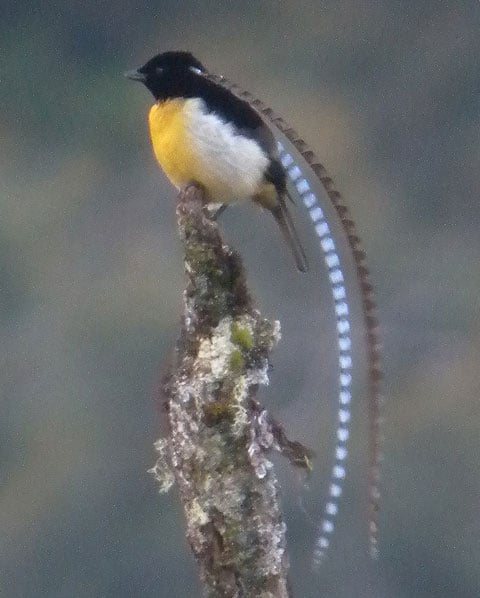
[125,51,206,100]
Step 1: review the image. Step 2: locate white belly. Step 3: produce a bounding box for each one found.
[183,98,269,203]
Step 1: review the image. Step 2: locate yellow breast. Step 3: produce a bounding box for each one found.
[148,99,201,190]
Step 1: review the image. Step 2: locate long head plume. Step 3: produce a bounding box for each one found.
[200,70,383,564]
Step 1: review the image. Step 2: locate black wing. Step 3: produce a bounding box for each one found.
[188,74,286,192]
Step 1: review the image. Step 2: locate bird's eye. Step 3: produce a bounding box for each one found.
[155,67,164,75]
[189,66,202,75]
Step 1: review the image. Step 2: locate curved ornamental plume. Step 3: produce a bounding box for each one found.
[203,71,382,565]
[278,140,354,564]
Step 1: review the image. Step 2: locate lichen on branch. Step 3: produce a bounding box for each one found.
[151,184,311,597]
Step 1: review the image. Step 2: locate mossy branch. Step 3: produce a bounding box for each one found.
[150,184,312,597]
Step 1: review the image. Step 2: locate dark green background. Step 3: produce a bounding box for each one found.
[2,1,479,596]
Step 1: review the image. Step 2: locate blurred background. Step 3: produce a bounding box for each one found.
[1,1,479,596]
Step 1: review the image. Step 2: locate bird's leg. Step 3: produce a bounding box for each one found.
[211,204,228,221]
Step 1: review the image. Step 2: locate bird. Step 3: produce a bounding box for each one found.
[125,51,308,272]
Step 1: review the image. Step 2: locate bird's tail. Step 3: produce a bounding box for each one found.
[271,198,309,273]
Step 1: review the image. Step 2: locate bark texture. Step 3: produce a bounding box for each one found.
[150,184,311,597]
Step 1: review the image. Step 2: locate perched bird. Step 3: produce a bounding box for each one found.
[125,51,308,272]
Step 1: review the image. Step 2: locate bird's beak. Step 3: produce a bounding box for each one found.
[124,69,147,82]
